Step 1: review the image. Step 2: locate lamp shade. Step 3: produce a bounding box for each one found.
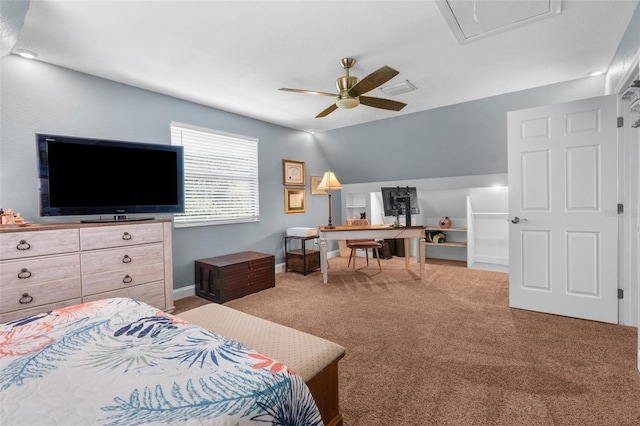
[317,170,343,191]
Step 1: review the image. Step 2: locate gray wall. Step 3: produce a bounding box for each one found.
[0,56,334,289]
[0,55,604,291]
[0,0,28,57]
[317,76,605,185]
[606,2,639,93]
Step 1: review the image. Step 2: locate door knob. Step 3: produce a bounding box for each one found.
[511,216,528,224]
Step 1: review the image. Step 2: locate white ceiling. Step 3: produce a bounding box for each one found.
[10,0,639,133]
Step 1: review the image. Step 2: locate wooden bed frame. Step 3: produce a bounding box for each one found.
[305,355,344,426]
[176,303,345,426]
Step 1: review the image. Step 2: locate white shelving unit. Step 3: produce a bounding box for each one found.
[344,192,367,221]
[425,225,467,263]
[425,226,467,248]
[466,193,509,272]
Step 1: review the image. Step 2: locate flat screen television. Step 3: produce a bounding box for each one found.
[37,134,184,221]
[381,186,419,217]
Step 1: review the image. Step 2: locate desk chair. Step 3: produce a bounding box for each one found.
[346,219,383,272]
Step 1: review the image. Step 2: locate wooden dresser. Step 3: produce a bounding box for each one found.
[0,220,174,322]
[195,251,275,303]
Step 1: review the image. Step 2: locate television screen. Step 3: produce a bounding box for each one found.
[37,134,184,220]
[381,186,419,217]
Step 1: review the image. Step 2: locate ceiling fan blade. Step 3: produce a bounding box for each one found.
[316,103,338,118]
[359,96,407,111]
[279,88,337,97]
[348,65,399,97]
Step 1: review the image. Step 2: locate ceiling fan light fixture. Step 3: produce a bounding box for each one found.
[336,97,360,109]
[279,57,406,117]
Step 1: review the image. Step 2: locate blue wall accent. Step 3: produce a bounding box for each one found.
[315,76,605,184]
[0,56,334,288]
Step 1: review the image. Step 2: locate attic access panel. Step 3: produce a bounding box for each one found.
[436,0,562,44]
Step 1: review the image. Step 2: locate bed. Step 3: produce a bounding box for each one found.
[0,297,323,425]
[176,303,345,426]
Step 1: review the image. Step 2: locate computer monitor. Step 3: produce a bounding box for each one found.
[381,186,419,226]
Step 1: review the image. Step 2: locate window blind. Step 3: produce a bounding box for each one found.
[171,122,259,227]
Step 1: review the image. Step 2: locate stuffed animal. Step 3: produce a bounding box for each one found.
[425,231,446,243]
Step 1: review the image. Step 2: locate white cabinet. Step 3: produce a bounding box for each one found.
[0,220,174,322]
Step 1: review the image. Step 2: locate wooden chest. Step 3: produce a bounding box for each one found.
[195,251,275,303]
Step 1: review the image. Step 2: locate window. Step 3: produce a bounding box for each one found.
[171,122,259,227]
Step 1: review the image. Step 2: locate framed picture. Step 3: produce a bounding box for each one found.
[285,188,305,214]
[282,159,305,186]
[310,175,327,195]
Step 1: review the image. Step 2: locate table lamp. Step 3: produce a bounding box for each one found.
[317,170,343,229]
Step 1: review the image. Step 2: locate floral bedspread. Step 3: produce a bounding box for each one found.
[0,297,322,425]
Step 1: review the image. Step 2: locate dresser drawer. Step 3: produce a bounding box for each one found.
[80,223,164,251]
[83,280,166,310]
[81,244,164,275]
[0,298,83,323]
[82,263,165,296]
[0,229,79,260]
[1,255,81,288]
[0,278,82,314]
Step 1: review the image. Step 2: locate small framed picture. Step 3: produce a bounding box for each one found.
[310,175,326,195]
[283,159,305,186]
[285,188,305,214]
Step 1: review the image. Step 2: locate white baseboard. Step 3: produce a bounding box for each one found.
[173,250,341,301]
[174,284,196,300]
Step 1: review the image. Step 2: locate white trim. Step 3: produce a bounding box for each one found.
[174,284,196,301]
[170,121,259,144]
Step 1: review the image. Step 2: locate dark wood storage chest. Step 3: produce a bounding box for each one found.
[195,251,275,303]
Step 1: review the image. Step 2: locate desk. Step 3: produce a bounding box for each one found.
[318,225,426,284]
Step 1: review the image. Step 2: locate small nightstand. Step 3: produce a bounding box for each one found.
[284,235,320,275]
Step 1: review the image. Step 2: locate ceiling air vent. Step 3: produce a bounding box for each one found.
[379,80,417,97]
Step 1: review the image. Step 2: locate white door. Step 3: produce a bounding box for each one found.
[508,95,618,324]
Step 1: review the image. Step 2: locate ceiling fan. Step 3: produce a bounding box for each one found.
[279,58,407,118]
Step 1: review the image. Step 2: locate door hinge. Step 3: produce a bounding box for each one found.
[617,117,624,128]
[618,289,624,299]
[618,204,624,214]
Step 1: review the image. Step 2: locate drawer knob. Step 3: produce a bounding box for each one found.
[122,254,132,264]
[123,274,133,284]
[17,268,32,279]
[16,240,31,251]
[122,232,132,241]
[19,293,33,304]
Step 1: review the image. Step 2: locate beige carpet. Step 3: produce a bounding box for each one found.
[174,257,640,426]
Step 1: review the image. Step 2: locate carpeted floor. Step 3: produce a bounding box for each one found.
[173,256,640,426]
